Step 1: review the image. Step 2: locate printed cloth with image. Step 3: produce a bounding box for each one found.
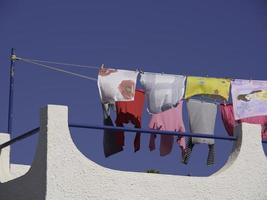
[97,67,139,103]
[231,79,267,119]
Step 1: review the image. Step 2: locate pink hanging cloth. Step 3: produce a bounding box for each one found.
[220,103,267,139]
[149,101,186,156]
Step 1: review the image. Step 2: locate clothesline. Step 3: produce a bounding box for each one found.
[16,56,100,69]
[18,57,98,81]
[15,55,235,81]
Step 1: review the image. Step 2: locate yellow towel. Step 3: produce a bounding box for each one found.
[185,76,231,100]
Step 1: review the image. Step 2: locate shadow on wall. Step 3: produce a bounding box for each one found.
[0,130,47,200]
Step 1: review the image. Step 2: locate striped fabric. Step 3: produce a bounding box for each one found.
[182,137,215,166]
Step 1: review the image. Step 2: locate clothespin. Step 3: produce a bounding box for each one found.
[137,68,144,74]
[11,54,18,61]
[223,76,233,81]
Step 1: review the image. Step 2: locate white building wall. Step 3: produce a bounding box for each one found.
[0,105,266,200]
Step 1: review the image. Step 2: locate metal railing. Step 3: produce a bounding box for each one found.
[0,124,266,150]
[69,124,237,141]
[0,127,39,150]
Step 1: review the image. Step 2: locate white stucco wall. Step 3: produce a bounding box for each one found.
[0,104,266,200]
[0,133,11,182]
[0,134,30,181]
[10,164,30,179]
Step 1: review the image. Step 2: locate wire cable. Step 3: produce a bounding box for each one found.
[19,58,98,81]
[16,57,99,70]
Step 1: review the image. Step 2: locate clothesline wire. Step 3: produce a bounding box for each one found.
[15,56,235,81]
[18,58,98,81]
[16,56,100,70]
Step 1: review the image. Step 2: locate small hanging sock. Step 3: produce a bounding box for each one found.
[181,137,194,164]
[133,123,141,152]
[207,144,215,166]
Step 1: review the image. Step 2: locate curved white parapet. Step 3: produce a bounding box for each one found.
[0,104,266,200]
[10,164,30,179]
[0,133,11,182]
[0,133,31,182]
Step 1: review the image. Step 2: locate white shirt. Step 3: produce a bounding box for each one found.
[140,72,186,114]
[97,68,139,103]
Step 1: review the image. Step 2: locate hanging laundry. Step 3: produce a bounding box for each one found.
[220,103,267,139]
[184,76,231,100]
[231,79,267,119]
[186,99,217,144]
[220,103,235,136]
[140,72,186,114]
[182,99,217,165]
[98,67,139,104]
[148,101,186,157]
[102,103,123,157]
[115,89,145,152]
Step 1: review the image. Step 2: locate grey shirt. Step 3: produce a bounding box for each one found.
[186,99,217,144]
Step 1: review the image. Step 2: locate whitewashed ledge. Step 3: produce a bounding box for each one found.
[0,105,266,200]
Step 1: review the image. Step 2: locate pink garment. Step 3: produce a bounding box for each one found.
[240,117,267,140]
[149,101,186,156]
[220,104,267,139]
[220,104,236,136]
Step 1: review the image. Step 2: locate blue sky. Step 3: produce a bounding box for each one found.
[0,0,266,176]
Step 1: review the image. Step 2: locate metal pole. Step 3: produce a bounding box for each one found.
[69,123,237,141]
[8,48,16,134]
